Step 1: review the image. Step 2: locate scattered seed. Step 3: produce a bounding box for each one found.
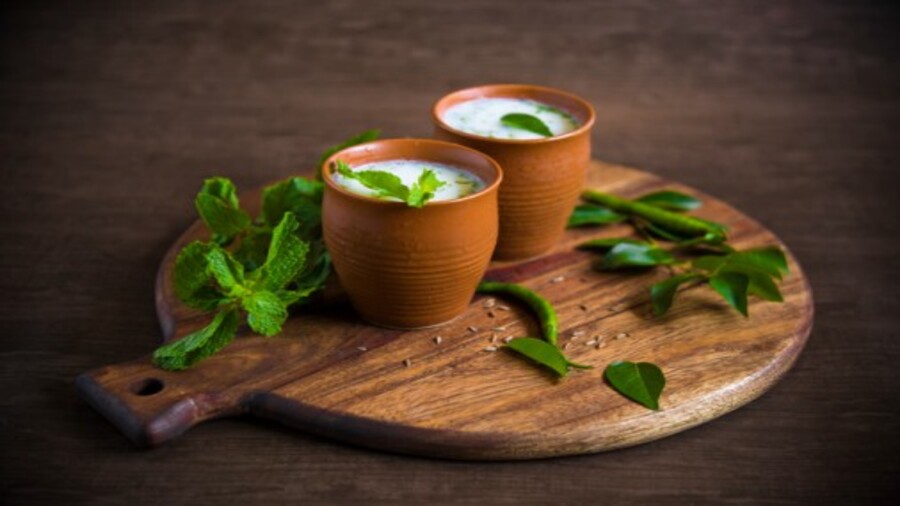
[496,305,510,311]
[563,342,572,350]
[467,326,479,333]
[357,346,368,352]
[615,332,628,340]
[579,304,588,311]
[490,333,498,343]
[492,326,507,332]
[483,298,496,308]
[585,340,598,346]
[487,310,496,318]
[571,330,586,337]
[597,342,607,348]
[551,276,565,283]
[484,346,498,352]
[503,336,514,343]
[434,336,443,345]
[403,359,412,367]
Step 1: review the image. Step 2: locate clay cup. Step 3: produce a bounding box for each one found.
[432,84,595,260]
[322,139,502,329]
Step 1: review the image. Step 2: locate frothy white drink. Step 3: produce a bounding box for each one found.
[333,159,484,202]
[442,98,580,140]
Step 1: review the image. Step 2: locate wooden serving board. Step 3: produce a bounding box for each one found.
[76,161,813,460]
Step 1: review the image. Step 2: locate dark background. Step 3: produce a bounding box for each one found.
[2,1,898,504]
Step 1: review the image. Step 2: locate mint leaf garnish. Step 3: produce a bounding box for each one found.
[335,160,445,208]
[500,113,553,137]
[605,361,666,410]
[406,169,446,208]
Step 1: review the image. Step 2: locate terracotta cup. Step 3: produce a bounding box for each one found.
[322,139,502,329]
[432,84,596,260]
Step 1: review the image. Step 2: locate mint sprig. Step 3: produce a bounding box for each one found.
[335,160,446,208]
[156,130,379,370]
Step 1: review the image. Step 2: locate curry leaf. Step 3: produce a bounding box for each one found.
[602,242,675,269]
[568,205,627,227]
[500,113,553,137]
[505,338,591,377]
[651,273,703,316]
[636,190,702,212]
[709,272,750,316]
[604,361,666,410]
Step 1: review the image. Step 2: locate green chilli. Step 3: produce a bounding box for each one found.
[581,190,727,240]
[476,281,559,346]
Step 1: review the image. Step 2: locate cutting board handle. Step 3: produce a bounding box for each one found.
[75,358,244,446]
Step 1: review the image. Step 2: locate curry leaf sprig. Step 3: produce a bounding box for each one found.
[155,130,379,370]
[476,281,666,410]
[571,189,789,316]
[335,160,446,208]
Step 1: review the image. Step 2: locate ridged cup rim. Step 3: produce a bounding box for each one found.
[322,138,503,207]
[431,83,597,145]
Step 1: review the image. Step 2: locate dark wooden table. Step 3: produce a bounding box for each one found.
[2,1,898,504]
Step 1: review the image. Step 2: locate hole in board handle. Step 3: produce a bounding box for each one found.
[131,378,165,396]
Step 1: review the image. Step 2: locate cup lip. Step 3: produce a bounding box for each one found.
[431,83,596,145]
[322,138,503,208]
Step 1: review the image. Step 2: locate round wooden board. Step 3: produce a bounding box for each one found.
[76,160,813,460]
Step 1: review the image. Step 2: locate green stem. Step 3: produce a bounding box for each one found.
[477,281,559,346]
[582,190,726,240]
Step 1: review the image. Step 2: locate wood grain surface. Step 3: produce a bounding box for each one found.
[2,1,898,504]
[75,161,813,459]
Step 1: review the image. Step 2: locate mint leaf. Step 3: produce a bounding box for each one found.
[406,169,446,208]
[506,338,591,377]
[261,177,324,238]
[205,245,246,296]
[194,177,251,244]
[173,241,223,310]
[709,272,750,316]
[651,273,703,316]
[578,237,647,251]
[601,242,675,269]
[500,113,553,137]
[636,190,702,212]
[255,212,309,292]
[242,290,288,337]
[336,160,410,202]
[153,308,240,371]
[567,205,627,228]
[605,361,666,410]
[317,129,381,178]
[233,228,271,271]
